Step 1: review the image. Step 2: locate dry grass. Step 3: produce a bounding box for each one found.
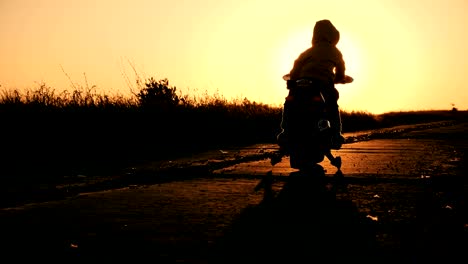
[0,78,465,180]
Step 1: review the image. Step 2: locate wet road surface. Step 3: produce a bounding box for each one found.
[0,122,466,263]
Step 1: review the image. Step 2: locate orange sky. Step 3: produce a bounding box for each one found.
[1,0,467,114]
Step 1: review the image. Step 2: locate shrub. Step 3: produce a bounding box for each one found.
[135,78,180,110]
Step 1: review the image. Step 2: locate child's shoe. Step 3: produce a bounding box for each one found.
[331,134,345,150]
[270,151,283,166]
[277,131,290,154]
[330,156,342,169]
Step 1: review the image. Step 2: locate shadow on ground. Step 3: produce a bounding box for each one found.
[210,164,468,264]
[210,165,379,263]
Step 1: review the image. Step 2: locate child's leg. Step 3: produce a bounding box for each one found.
[323,87,343,136]
[333,104,343,135]
[277,103,290,154]
[325,150,342,169]
[327,101,345,149]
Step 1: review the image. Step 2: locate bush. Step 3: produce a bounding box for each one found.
[135,78,180,110]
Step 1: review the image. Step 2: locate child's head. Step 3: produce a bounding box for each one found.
[312,19,340,46]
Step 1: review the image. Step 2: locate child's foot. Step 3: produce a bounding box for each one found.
[331,134,345,150]
[331,156,342,169]
[277,132,289,154]
[270,152,283,166]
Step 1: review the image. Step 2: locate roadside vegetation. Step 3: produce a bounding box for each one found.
[1,78,465,179]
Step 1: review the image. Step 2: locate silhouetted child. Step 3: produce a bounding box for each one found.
[288,19,352,144]
[274,19,352,169]
[283,19,353,146]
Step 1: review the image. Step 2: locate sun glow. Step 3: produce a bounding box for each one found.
[275,27,312,78]
[337,34,363,82]
[1,0,468,114]
[274,28,365,80]
[334,32,368,111]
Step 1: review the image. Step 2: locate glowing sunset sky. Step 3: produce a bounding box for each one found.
[1,0,467,114]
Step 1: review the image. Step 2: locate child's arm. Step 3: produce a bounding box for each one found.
[335,75,353,84]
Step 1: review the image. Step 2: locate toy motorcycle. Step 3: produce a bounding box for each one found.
[270,74,353,170]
